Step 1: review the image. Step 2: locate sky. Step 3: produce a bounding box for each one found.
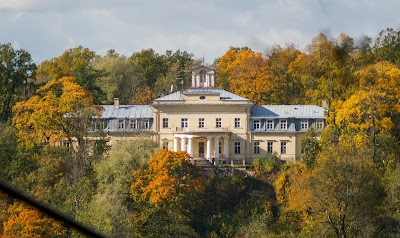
[1,0,399,64]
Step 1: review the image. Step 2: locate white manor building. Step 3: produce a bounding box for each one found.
[90,65,326,164]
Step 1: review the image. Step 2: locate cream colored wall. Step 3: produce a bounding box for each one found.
[251,133,298,162]
[159,111,247,133]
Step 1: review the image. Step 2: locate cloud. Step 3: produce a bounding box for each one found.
[1,0,399,64]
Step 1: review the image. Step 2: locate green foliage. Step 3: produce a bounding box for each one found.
[373,28,400,65]
[0,43,36,123]
[37,46,105,103]
[305,145,385,238]
[253,153,283,179]
[82,139,158,237]
[301,128,320,169]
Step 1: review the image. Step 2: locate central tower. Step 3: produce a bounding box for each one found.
[191,65,216,88]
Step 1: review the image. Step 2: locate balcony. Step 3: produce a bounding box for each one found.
[174,126,231,133]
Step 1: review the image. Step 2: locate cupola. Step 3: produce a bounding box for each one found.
[191,65,216,88]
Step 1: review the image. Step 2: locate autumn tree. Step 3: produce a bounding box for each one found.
[36,46,104,103]
[216,48,271,104]
[215,47,252,89]
[13,76,101,149]
[12,77,102,219]
[131,150,204,237]
[2,202,67,238]
[0,43,36,123]
[289,33,358,107]
[266,44,303,104]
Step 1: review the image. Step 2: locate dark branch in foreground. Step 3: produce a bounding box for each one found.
[0,177,107,238]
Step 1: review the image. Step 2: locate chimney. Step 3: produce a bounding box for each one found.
[114,98,120,108]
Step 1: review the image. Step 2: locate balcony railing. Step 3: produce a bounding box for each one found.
[174,126,231,133]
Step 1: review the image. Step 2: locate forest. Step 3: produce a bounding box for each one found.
[0,27,399,237]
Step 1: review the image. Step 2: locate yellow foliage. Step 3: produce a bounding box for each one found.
[334,88,395,147]
[12,76,100,147]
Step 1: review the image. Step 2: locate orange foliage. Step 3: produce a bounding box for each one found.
[130,86,157,105]
[2,202,66,238]
[131,149,204,206]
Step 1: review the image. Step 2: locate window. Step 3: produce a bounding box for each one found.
[301,120,308,130]
[99,120,109,130]
[267,120,274,130]
[267,141,273,154]
[118,119,125,129]
[142,119,149,130]
[316,120,324,130]
[280,141,287,154]
[162,118,168,128]
[129,119,138,130]
[219,141,222,154]
[254,142,260,154]
[181,118,188,128]
[162,141,168,149]
[200,70,206,83]
[234,142,241,154]
[216,118,222,128]
[234,118,241,128]
[280,120,287,130]
[198,118,204,128]
[253,120,260,130]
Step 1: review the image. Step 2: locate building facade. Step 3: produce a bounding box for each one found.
[91,65,326,164]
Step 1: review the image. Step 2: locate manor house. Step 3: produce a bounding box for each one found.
[90,65,326,164]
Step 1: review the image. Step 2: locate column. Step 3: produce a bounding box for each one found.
[224,137,229,158]
[187,137,193,156]
[191,75,195,87]
[196,75,200,87]
[206,136,212,159]
[205,75,209,87]
[173,137,178,152]
[181,137,186,152]
[210,74,215,87]
[214,136,220,159]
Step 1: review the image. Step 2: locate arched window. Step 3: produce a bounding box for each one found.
[199,70,207,83]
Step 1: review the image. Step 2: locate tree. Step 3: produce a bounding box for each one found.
[373,28,400,65]
[301,128,320,169]
[289,33,358,107]
[0,43,36,123]
[130,150,204,237]
[92,52,145,104]
[2,202,67,238]
[215,47,255,89]
[130,49,169,88]
[82,139,159,237]
[229,54,271,104]
[266,44,303,104]
[36,46,104,103]
[13,76,101,150]
[305,146,384,238]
